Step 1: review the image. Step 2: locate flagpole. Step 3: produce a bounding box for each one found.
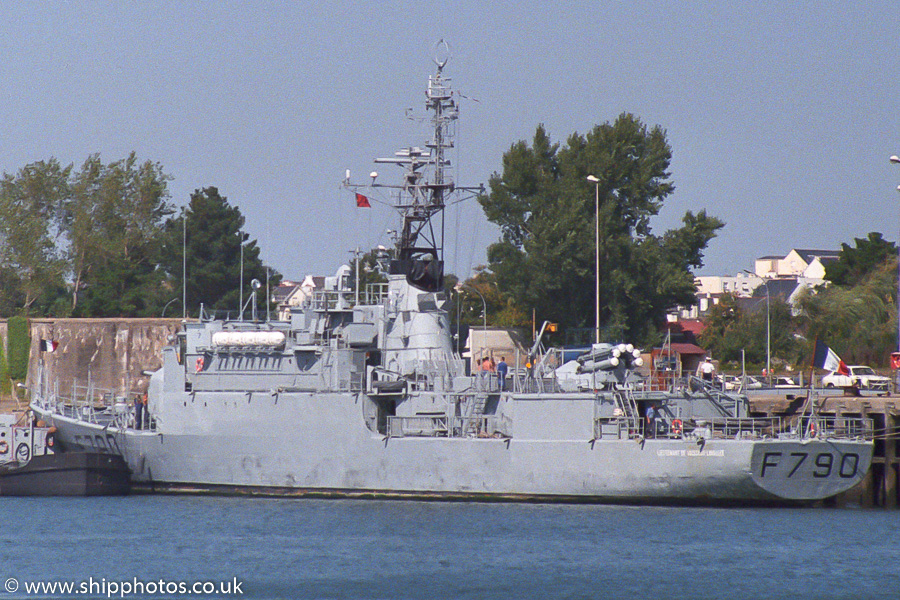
[809,336,818,390]
[802,337,820,434]
[182,209,187,319]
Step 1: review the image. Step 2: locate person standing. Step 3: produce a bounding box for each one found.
[497,357,508,391]
[479,356,491,390]
[134,393,144,430]
[698,357,716,382]
[645,404,657,438]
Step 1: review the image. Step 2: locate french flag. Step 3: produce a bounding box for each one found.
[813,339,848,374]
[40,339,59,353]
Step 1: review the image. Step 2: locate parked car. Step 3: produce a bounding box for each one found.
[772,376,800,388]
[721,375,762,391]
[821,366,890,392]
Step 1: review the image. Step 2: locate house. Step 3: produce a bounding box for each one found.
[677,248,838,321]
[273,265,353,320]
[464,327,532,373]
[685,274,764,318]
[273,277,320,320]
[754,249,840,279]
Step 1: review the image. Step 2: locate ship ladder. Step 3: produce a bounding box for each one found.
[461,392,489,436]
[614,390,639,438]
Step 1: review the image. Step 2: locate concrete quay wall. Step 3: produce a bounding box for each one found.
[1,318,183,403]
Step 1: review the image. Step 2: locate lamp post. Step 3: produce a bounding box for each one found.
[744,270,770,379]
[456,282,487,362]
[182,210,187,319]
[891,155,900,353]
[237,231,245,321]
[161,297,179,317]
[587,175,600,344]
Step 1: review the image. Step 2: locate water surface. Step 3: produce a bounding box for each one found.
[1,496,897,599]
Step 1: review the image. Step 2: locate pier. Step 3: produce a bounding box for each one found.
[748,391,899,507]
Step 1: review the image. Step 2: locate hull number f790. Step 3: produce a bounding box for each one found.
[759,451,859,479]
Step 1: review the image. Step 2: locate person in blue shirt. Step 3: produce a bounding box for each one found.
[497,357,508,391]
[645,404,657,438]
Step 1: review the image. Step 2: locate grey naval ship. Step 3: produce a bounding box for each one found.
[32,49,873,505]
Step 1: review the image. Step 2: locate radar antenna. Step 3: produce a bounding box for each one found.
[345,45,483,292]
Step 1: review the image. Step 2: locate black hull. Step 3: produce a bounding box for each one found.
[0,452,131,496]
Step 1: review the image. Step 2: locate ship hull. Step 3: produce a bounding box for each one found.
[33,392,872,506]
[0,452,130,496]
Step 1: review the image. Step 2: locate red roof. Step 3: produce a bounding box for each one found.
[654,343,707,356]
[669,319,705,336]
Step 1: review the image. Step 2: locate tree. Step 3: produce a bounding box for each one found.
[0,160,71,315]
[699,293,802,366]
[160,187,280,317]
[478,115,723,345]
[347,247,390,303]
[825,232,896,287]
[68,153,175,316]
[456,269,529,330]
[798,259,896,366]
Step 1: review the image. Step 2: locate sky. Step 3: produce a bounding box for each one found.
[1,1,898,282]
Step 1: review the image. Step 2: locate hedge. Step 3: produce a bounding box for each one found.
[7,316,29,381]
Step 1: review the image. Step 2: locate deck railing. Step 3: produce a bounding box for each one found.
[33,380,153,431]
[386,414,511,439]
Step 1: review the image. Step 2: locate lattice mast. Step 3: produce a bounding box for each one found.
[373,48,457,263]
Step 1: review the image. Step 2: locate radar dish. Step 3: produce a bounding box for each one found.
[433,39,450,70]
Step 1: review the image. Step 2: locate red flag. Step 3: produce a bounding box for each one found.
[355,193,371,208]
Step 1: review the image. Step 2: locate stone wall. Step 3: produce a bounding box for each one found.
[1,319,184,397]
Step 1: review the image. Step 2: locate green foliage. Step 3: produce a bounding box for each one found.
[825,232,897,287]
[348,248,390,300]
[0,336,9,395]
[159,187,281,317]
[0,160,71,315]
[457,269,530,330]
[699,293,803,365]
[69,153,175,317]
[0,155,284,318]
[478,115,723,345]
[798,259,897,366]
[0,267,27,318]
[6,316,29,381]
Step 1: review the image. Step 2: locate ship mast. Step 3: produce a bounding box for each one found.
[347,40,481,292]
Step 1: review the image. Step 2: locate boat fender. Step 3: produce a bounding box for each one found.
[0,440,7,454]
[196,356,204,372]
[671,419,683,437]
[808,422,817,438]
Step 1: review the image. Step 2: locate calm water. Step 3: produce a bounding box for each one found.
[1,496,898,599]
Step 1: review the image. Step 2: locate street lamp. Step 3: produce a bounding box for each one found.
[587,175,600,344]
[744,270,770,379]
[891,155,900,352]
[456,282,487,360]
[161,297,179,317]
[237,231,245,321]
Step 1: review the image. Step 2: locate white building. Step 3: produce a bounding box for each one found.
[677,248,838,320]
[754,249,840,279]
